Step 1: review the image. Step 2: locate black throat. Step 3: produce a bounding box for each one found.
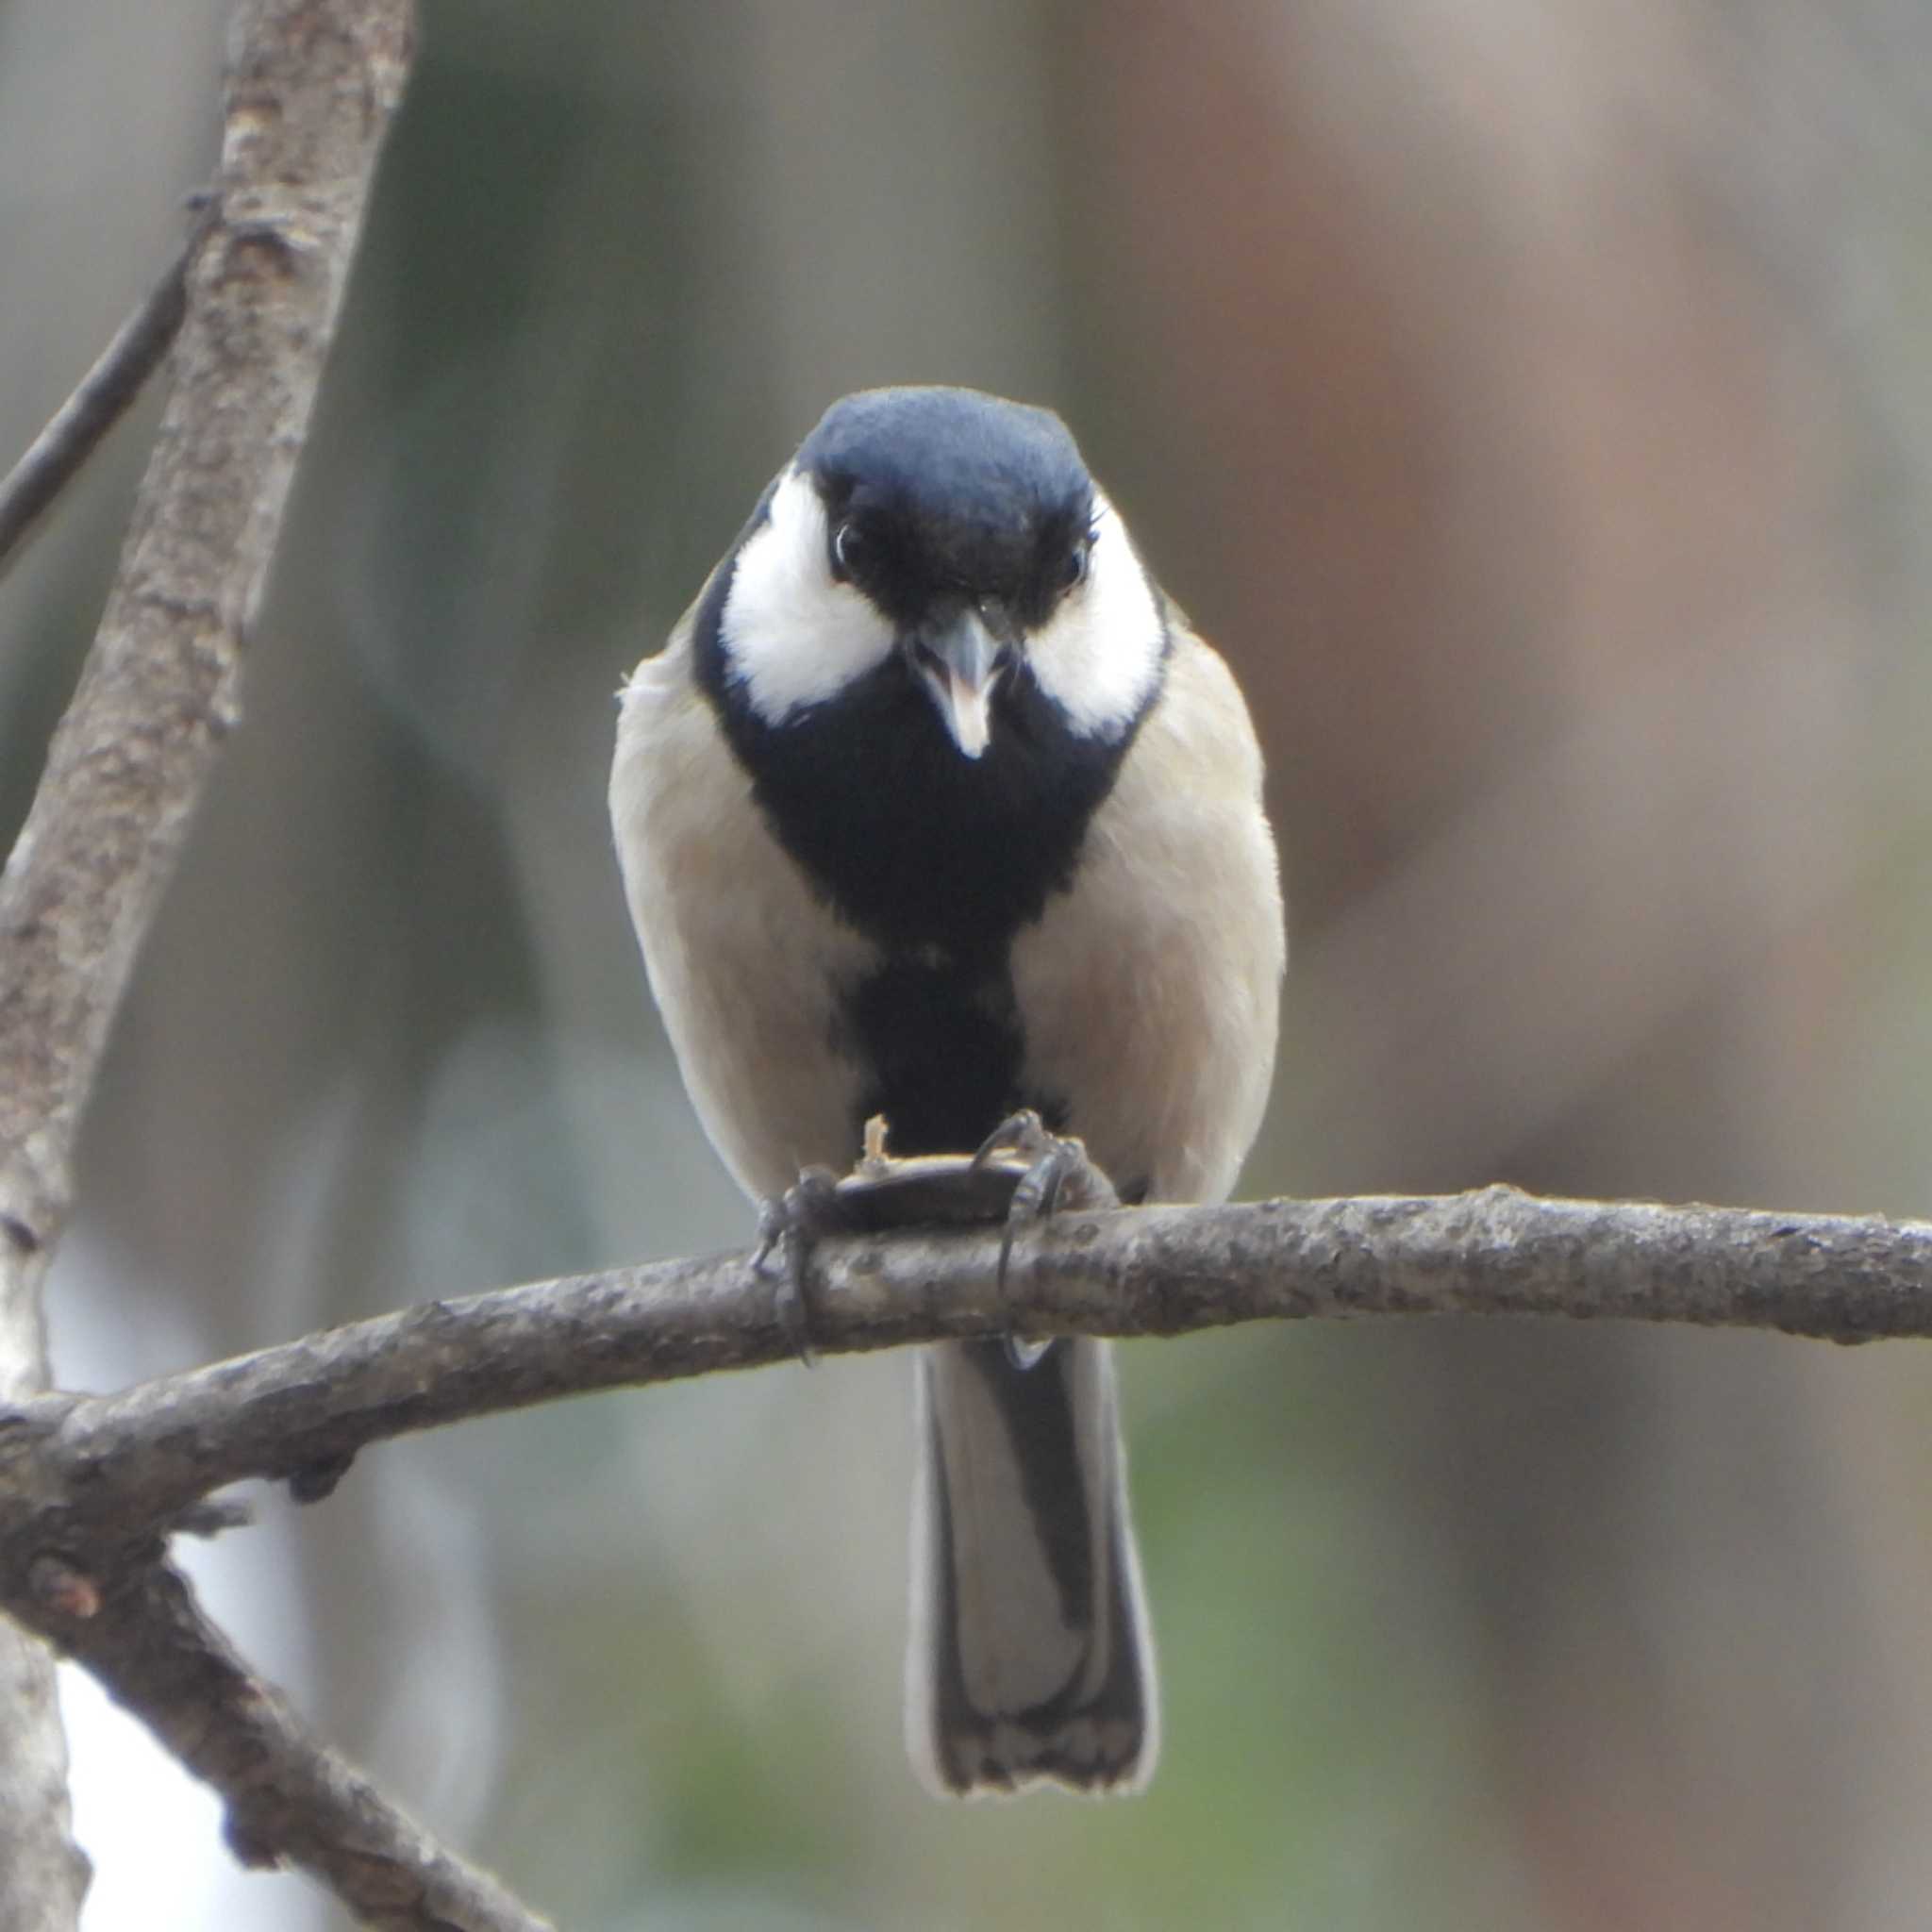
[695,561,1159,1154]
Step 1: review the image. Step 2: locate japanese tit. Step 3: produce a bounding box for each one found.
[609,387,1284,1795]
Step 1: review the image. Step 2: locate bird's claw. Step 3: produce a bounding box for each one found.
[754,1166,846,1365]
[972,1110,1119,1369]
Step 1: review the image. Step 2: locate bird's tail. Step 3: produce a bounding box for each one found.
[906,1335,1158,1796]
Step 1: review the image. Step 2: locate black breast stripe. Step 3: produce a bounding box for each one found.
[696,557,1141,957]
[697,550,1158,1155]
[839,955,1023,1156]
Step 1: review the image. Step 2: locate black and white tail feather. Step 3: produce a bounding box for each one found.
[908,1336,1158,1795]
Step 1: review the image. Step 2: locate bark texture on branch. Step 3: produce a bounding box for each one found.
[0,0,413,1258]
[0,2,417,1926]
[2,1185,1925,1557]
[0,1174,1922,1924]
[20,1557,551,1932]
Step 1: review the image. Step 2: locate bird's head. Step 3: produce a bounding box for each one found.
[713,387,1167,758]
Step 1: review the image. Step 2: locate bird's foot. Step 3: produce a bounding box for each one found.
[754,1166,848,1365]
[972,1110,1120,1369]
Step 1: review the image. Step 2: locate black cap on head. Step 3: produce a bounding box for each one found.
[797,388,1093,626]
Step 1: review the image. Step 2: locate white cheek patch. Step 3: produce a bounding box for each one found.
[719,467,896,724]
[1025,489,1166,741]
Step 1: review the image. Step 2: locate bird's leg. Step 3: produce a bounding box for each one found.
[753,1165,848,1365]
[972,1109,1120,1369]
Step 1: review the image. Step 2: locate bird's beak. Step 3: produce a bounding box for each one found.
[911,603,1015,759]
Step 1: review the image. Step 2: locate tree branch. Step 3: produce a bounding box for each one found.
[0,1,418,1925]
[0,0,414,1258]
[4,1184,1926,1553]
[0,199,216,584]
[28,1557,550,1932]
[0,1171,1922,1923]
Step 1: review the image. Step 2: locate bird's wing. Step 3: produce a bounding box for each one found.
[1008,625,1285,1204]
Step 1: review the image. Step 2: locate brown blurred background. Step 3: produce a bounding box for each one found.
[6,2,1932,1927]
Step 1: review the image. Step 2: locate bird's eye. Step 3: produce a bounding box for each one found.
[831,520,862,581]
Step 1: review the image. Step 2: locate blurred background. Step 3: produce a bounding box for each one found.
[5,1,1932,1926]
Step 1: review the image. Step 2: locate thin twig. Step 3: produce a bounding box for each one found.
[4,1185,1928,1550]
[0,199,216,584]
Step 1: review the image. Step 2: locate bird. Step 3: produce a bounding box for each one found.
[608,385,1284,1796]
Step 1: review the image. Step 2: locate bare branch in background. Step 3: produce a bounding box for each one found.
[0,0,418,1925]
[31,1560,551,1932]
[0,0,414,1261]
[0,198,216,584]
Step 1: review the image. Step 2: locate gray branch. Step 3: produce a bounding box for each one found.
[0,198,215,585]
[0,0,412,1261]
[25,1558,550,1932]
[0,1,427,1927]
[4,1184,1927,1555]
[12,1157,1924,1927]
